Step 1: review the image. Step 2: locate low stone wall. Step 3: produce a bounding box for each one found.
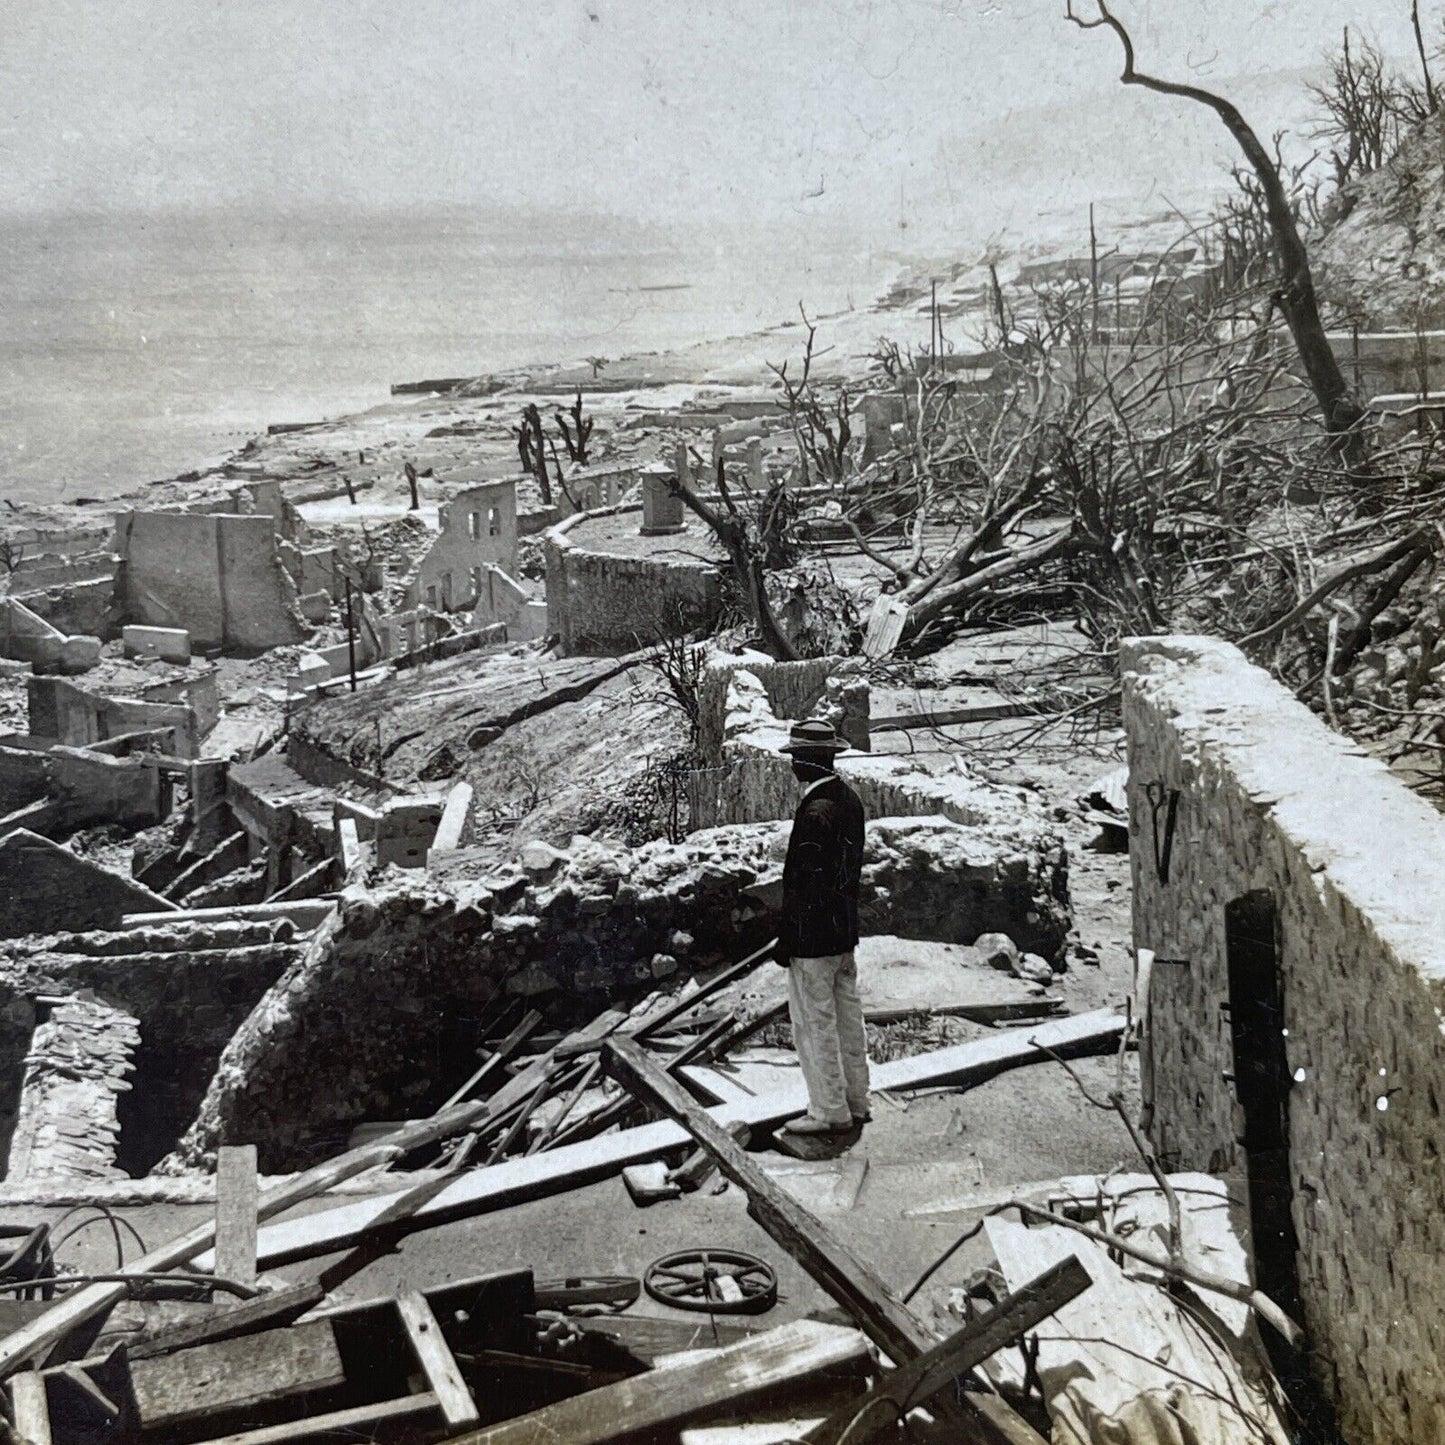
[1124,635,1445,1445]
[690,658,1034,839]
[544,505,723,655]
[171,815,1069,1170]
[0,829,174,938]
[11,576,117,640]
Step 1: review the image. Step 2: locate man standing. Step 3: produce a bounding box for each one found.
[775,719,869,1137]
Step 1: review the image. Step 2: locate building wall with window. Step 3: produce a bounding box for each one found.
[407,479,518,613]
[1124,635,1445,1445]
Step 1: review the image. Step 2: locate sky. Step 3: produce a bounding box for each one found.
[0,1,1429,232]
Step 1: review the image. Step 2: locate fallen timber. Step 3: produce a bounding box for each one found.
[450,1319,871,1445]
[605,1035,1068,1445]
[0,1008,1120,1383]
[220,1007,1124,1270]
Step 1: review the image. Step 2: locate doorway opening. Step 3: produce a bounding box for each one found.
[1225,890,1340,1441]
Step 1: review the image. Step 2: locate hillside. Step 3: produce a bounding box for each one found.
[1317,108,1445,327]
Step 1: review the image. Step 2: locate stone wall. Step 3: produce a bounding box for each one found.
[695,651,839,760]
[171,815,1069,1170]
[27,676,204,758]
[544,506,723,655]
[690,658,1034,838]
[6,576,116,641]
[1124,635,1445,1445]
[114,511,306,653]
[0,918,302,1175]
[0,829,174,938]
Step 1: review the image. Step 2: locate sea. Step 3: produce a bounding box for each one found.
[0,206,913,507]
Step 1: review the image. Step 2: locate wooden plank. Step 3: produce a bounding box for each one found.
[216,1145,259,1290]
[603,1037,1046,1445]
[801,1256,1091,1444]
[240,1009,1124,1270]
[10,1370,51,1445]
[441,1010,544,1110]
[396,1291,478,1428]
[446,1320,868,1445]
[125,1282,326,1362]
[194,1391,439,1445]
[130,1319,345,1430]
[563,1313,762,1365]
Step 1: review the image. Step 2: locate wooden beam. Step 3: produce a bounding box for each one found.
[215,1145,259,1291]
[604,1038,923,1361]
[441,1010,543,1110]
[193,1391,439,1445]
[603,1036,1050,1445]
[10,1371,51,1445]
[801,1255,1091,1444]
[240,1009,1124,1271]
[631,940,775,1042]
[446,1320,868,1445]
[395,1291,479,1428]
[123,1282,326,1363]
[130,1319,345,1430]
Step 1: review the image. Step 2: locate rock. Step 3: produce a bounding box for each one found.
[973,931,1021,971]
[668,930,694,956]
[651,953,679,978]
[520,840,569,877]
[1016,952,1055,985]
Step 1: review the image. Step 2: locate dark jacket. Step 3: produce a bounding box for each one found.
[778,772,865,961]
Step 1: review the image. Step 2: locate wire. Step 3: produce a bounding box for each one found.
[49,1206,149,1267]
[0,1270,260,1301]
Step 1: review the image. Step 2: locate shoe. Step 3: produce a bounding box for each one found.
[851,1110,872,1126]
[781,1114,853,1137]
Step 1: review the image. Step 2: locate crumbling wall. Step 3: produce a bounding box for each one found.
[1124,635,1445,1445]
[544,507,723,655]
[6,576,116,641]
[114,511,306,653]
[0,918,304,1175]
[27,676,203,758]
[696,652,839,759]
[172,815,1069,1170]
[691,660,1027,837]
[0,829,174,938]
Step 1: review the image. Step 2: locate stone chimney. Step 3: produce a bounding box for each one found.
[640,462,685,536]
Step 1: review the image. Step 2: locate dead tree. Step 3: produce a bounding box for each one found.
[403,460,420,512]
[516,404,554,507]
[1066,0,1367,466]
[670,455,800,661]
[1311,28,1427,194]
[771,308,852,487]
[1413,0,1439,114]
[555,391,594,466]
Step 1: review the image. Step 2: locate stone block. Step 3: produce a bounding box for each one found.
[57,634,102,673]
[123,625,192,663]
[376,796,444,869]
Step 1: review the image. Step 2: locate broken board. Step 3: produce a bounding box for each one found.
[129,1318,346,1431]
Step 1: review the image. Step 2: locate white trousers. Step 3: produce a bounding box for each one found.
[787,951,870,1126]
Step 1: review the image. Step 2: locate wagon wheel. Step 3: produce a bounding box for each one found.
[643,1249,778,1315]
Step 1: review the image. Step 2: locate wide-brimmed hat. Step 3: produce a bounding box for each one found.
[779,718,848,755]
